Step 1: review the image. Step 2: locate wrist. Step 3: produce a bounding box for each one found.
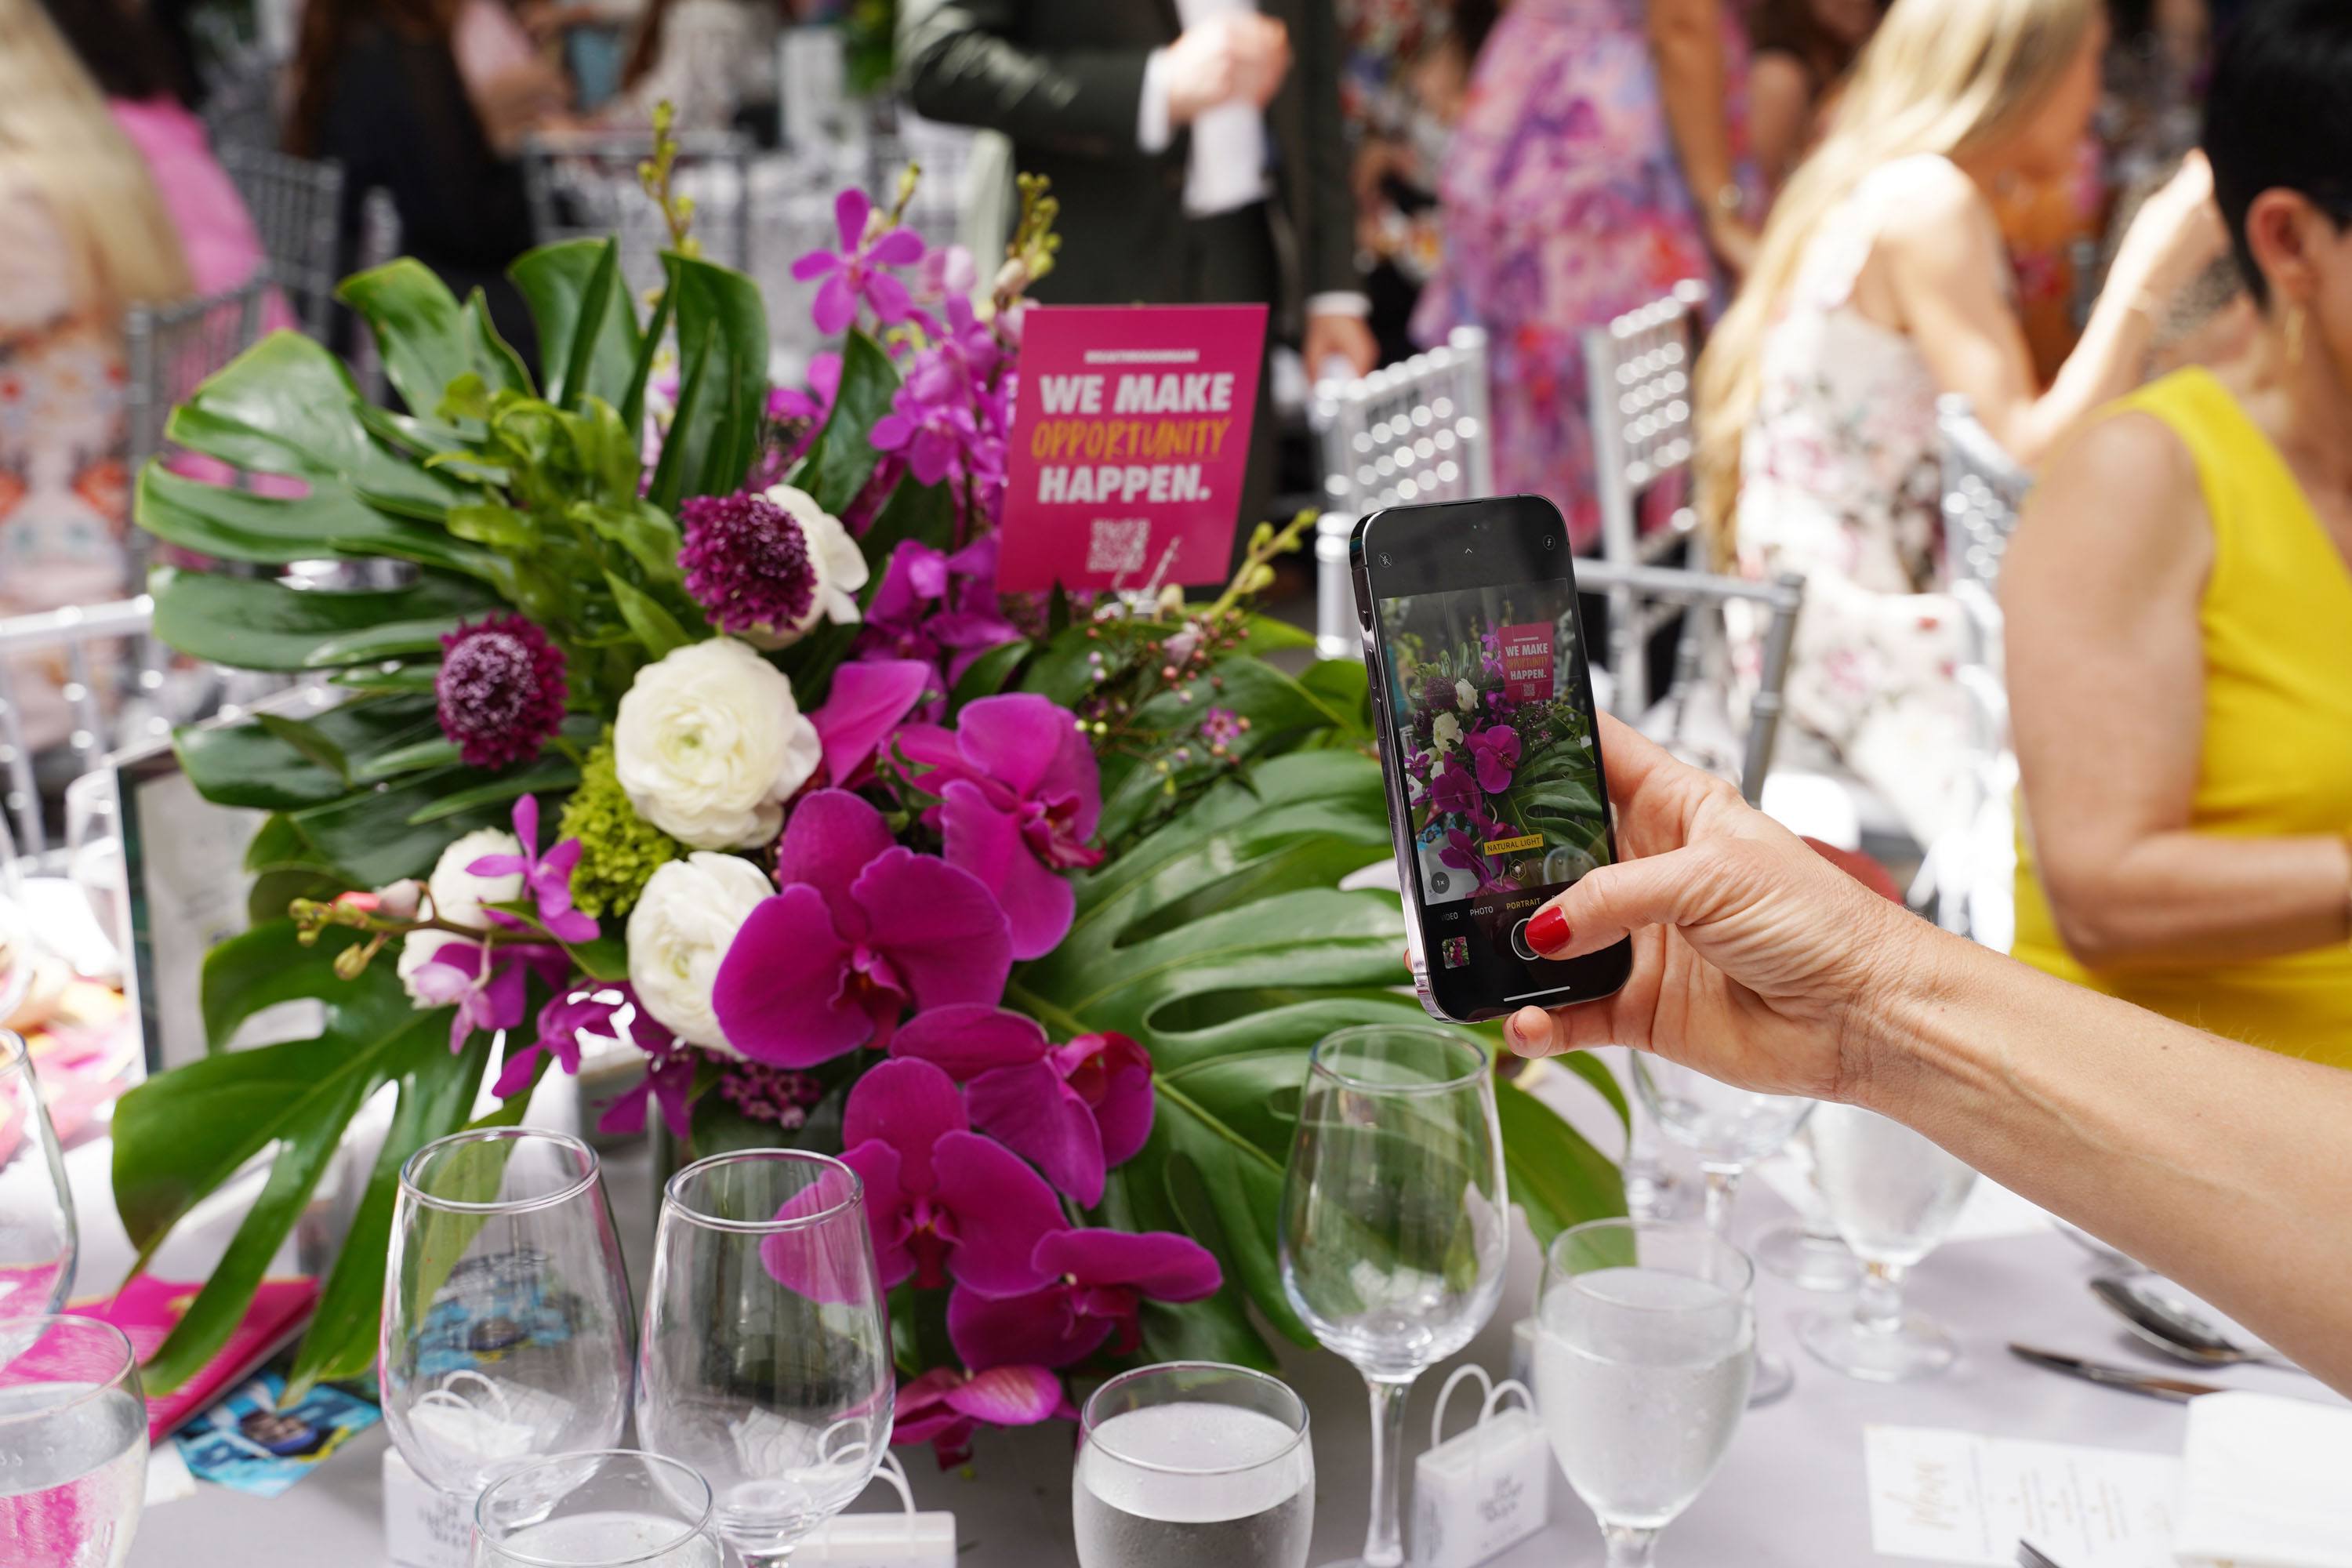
[1830,906,1955,1113]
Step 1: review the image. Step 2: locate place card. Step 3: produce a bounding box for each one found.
[1864,1425,2180,1568]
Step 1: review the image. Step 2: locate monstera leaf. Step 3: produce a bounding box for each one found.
[1005,747,1624,1367]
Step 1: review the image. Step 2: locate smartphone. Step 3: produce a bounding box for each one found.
[1352,495,1633,1023]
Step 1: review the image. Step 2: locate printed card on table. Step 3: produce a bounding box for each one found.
[997,303,1266,593]
[1864,1425,2180,1568]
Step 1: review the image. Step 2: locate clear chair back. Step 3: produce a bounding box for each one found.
[220,146,345,339]
[1936,394,2031,597]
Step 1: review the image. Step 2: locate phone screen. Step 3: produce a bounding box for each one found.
[1356,496,1630,1020]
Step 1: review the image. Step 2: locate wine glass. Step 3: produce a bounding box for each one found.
[1797,1103,1979,1381]
[637,1149,892,1566]
[1279,1025,1508,1568]
[382,1128,636,1497]
[0,1029,77,1319]
[1534,1220,1755,1568]
[0,1313,147,1566]
[1751,1123,1861,1293]
[1630,1056,1811,1405]
[472,1450,723,1567]
[1074,1361,1314,1568]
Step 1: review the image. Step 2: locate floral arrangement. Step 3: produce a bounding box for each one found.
[110,124,1622,1455]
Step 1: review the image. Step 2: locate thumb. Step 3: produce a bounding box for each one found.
[1526,844,1735,960]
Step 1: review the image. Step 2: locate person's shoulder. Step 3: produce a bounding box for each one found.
[2034,400,2207,556]
[1870,154,1991,241]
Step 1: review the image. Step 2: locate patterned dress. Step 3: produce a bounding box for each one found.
[1414,0,1748,546]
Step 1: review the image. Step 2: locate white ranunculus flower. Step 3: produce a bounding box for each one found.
[614,637,823,849]
[765,484,869,641]
[1430,711,1462,753]
[1454,678,1476,712]
[397,828,522,1004]
[627,851,773,1054]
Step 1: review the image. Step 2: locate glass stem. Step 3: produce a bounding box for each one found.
[1856,1259,1907,1334]
[1602,1523,1662,1567]
[1700,1164,1743,1238]
[1360,1374,1413,1568]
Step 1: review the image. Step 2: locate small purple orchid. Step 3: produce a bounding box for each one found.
[408,938,570,1056]
[810,659,937,787]
[895,695,1103,960]
[824,1058,1066,1296]
[1430,757,1482,818]
[891,1006,1151,1204]
[869,376,985,488]
[792,189,925,334]
[1464,724,1522,794]
[891,1363,1065,1468]
[711,790,1012,1066]
[499,978,672,1100]
[855,536,1025,702]
[1439,829,1515,894]
[769,350,841,426]
[467,795,597,943]
[947,1229,1221,1370]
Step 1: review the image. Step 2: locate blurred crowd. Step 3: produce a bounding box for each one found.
[9,0,2352,1073]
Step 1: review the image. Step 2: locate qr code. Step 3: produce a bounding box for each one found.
[1087,517,1150,575]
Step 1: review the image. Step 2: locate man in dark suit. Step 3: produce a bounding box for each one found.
[898,0,1377,530]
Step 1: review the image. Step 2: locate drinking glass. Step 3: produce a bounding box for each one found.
[637,1149,891,1566]
[1797,1103,1979,1381]
[382,1128,636,1497]
[0,1029,76,1319]
[472,1450,722,1567]
[1752,1122,1861,1293]
[1074,1361,1314,1568]
[1630,1056,1811,1404]
[1279,1025,1509,1568]
[1534,1220,1755,1568]
[0,1314,147,1567]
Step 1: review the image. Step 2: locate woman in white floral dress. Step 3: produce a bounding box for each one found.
[1694,0,2220,845]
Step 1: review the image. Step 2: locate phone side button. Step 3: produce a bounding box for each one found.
[1508,918,1537,962]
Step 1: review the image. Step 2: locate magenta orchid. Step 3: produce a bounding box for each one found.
[1464,724,1522,794]
[768,350,840,426]
[500,978,671,1101]
[895,694,1104,959]
[791,189,925,334]
[466,795,597,943]
[855,535,1025,699]
[1429,757,1481,818]
[712,790,1012,1066]
[809,658,936,786]
[891,1364,1065,1468]
[947,1229,1221,1370]
[408,938,570,1056]
[891,1006,1151,1205]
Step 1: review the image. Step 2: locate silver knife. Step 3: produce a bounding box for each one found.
[2007,1343,2227,1402]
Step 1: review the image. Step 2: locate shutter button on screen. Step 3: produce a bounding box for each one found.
[1508,918,1538,961]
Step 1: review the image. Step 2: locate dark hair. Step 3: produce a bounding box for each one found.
[36,0,197,105]
[2202,0,2352,308]
[287,0,456,156]
[1748,0,1878,95]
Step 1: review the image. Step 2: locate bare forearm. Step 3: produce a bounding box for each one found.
[1649,0,1733,220]
[1856,927,2352,1392]
[2040,829,2351,968]
[1994,286,2161,463]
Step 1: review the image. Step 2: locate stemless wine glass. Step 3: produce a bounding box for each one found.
[382,1128,636,1497]
[1630,1056,1811,1404]
[1797,1104,1980,1381]
[1534,1220,1755,1568]
[472,1450,722,1567]
[0,1314,147,1567]
[637,1149,892,1566]
[1074,1362,1315,1568]
[0,1029,77,1319]
[1279,1025,1509,1568]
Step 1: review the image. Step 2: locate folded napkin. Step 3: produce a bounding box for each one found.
[2174,1392,2352,1567]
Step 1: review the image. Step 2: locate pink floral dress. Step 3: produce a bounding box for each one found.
[1730,153,1989,845]
[1414,0,1749,546]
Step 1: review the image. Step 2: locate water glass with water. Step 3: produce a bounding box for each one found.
[472,1449,722,1566]
[1798,1103,1979,1381]
[1279,1025,1509,1568]
[637,1149,891,1567]
[1630,1055,1811,1404]
[1534,1219,1755,1568]
[382,1128,637,1497]
[0,1314,146,1567]
[0,1029,76,1319]
[1074,1361,1314,1568]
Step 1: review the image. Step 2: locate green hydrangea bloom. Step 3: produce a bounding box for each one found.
[559,731,681,920]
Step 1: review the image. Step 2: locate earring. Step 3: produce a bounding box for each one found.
[2285,303,2308,369]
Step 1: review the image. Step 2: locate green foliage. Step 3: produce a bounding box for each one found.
[557,731,681,919]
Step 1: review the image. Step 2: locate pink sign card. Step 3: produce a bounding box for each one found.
[1497,622,1556,703]
[997,303,1267,593]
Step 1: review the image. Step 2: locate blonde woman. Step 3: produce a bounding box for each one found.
[1692,0,2220,845]
[0,0,191,749]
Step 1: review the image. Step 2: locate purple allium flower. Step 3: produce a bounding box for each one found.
[791,188,926,335]
[715,1061,824,1127]
[891,1364,1065,1468]
[435,614,568,771]
[947,1228,1221,1370]
[677,490,816,636]
[1417,670,1457,714]
[501,978,671,1100]
[467,795,597,943]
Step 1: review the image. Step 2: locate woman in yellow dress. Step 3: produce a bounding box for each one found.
[2003,0,2352,1068]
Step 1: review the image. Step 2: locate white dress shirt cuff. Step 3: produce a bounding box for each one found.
[1138,48,1174,154]
[1306,292,1373,319]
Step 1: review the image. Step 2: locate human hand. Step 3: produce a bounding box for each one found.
[1164,13,1292,126]
[1502,714,1933,1102]
[1305,311,1378,380]
[2111,151,2230,304]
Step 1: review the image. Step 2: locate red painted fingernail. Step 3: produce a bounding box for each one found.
[1526,907,1570,953]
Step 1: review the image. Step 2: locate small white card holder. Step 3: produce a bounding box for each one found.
[1410,1365,1550,1568]
[383,1447,471,1568]
[793,1451,957,1566]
